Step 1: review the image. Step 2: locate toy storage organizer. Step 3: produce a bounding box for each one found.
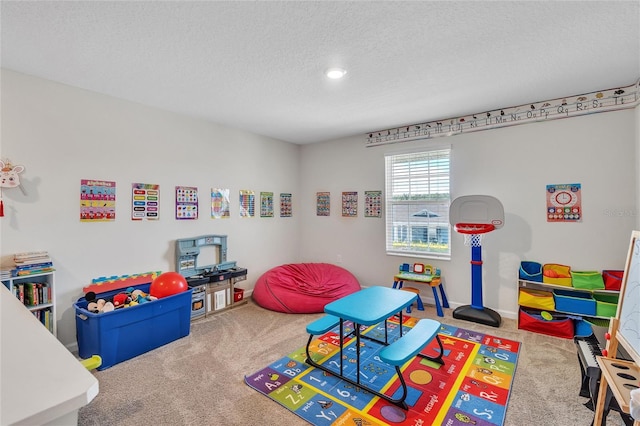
[74,283,192,370]
[517,261,622,339]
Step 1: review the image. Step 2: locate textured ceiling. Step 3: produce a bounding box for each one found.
[1,1,639,145]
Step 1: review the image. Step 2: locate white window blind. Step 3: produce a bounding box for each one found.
[385,148,451,259]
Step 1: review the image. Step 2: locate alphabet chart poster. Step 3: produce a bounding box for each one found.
[280,193,292,217]
[546,183,581,222]
[316,192,330,216]
[175,186,198,219]
[260,192,274,217]
[211,188,230,219]
[132,183,159,220]
[365,190,382,218]
[342,191,358,217]
[239,190,255,217]
[80,179,116,222]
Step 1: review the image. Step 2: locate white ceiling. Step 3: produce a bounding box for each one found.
[1,1,639,145]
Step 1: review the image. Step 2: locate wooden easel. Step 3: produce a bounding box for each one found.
[593,231,640,425]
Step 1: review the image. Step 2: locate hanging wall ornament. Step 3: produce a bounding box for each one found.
[0,159,26,217]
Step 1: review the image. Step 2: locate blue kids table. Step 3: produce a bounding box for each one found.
[305,286,443,409]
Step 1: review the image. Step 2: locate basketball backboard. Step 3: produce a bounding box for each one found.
[449,195,504,231]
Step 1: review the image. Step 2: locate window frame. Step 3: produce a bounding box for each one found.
[384,147,451,260]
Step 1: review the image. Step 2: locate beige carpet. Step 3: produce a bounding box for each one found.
[78,298,628,425]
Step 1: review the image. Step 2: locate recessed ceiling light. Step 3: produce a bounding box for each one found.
[325,67,347,79]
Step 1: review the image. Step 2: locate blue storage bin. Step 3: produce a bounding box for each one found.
[74,283,192,370]
[553,289,596,316]
[519,261,543,282]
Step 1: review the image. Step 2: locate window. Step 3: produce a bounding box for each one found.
[385,148,451,259]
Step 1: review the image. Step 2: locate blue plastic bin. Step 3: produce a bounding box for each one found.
[519,261,543,282]
[553,289,596,316]
[74,283,192,370]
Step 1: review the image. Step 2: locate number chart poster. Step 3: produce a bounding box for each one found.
[211,188,230,219]
[80,179,116,222]
[260,192,274,218]
[546,183,581,222]
[132,183,159,220]
[175,186,198,220]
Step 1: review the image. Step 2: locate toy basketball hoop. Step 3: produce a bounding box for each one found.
[455,223,495,247]
[449,195,504,328]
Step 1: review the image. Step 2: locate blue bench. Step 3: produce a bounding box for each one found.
[378,318,444,409]
[306,314,340,335]
[379,318,442,366]
[305,315,342,370]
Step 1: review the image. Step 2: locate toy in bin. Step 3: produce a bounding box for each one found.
[82,271,188,314]
[75,271,192,370]
[149,271,188,298]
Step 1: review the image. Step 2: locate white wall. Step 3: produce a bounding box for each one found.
[299,109,638,319]
[2,69,638,348]
[0,70,301,347]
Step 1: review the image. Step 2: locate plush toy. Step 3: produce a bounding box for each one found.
[112,293,131,308]
[87,301,99,313]
[0,159,26,217]
[85,291,99,313]
[97,298,106,311]
[131,288,157,304]
[84,290,118,313]
[84,286,158,314]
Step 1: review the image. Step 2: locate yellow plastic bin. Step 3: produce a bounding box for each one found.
[518,288,555,311]
[542,264,572,286]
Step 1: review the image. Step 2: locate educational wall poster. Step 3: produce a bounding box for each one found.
[131,183,159,220]
[316,192,330,216]
[280,193,292,217]
[546,183,582,222]
[239,190,255,217]
[260,192,274,217]
[175,186,198,219]
[80,179,116,222]
[211,188,230,219]
[365,190,382,218]
[342,191,358,217]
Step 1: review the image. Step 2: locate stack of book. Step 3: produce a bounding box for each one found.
[0,269,12,280]
[13,251,54,276]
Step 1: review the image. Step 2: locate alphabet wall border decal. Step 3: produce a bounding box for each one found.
[365,79,640,147]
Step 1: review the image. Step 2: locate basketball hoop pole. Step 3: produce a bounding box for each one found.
[454,227,502,328]
[470,238,484,310]
[449,195,504,328]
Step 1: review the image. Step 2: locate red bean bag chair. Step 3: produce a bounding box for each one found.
[252,263,361,313]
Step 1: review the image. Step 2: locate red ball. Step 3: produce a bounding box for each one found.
[149,272,188,298]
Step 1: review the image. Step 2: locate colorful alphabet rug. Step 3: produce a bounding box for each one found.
[245,315,520,425]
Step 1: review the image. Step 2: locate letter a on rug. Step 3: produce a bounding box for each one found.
[245,315,520,425]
